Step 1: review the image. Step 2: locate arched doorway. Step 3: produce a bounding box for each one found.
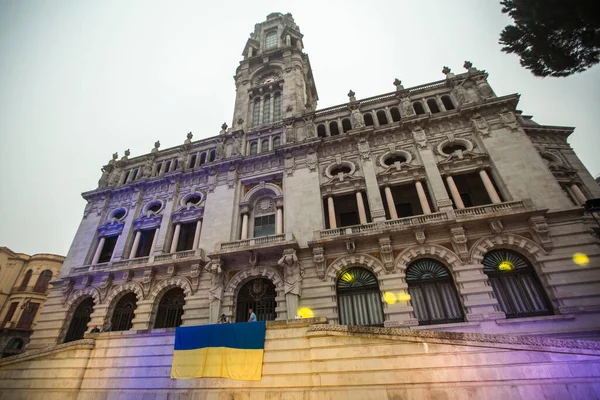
[64,297,94,343]
[406,259,464,325]
[483,249,552,318]
[111,292,138,331]
[235,278,277,323]
[336,267,384,326]
[154,287,185,328]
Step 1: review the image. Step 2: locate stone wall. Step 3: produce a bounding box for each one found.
[3,321,600,399]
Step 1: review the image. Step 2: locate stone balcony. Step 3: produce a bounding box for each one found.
[212,232,297,256]
[313,199,534,243]
[73,249,205,275]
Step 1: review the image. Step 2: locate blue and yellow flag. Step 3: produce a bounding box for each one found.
[170,321,266,381]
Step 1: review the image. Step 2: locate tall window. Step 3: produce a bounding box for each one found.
[135,229,156,258]
[253,98,260,127]
[1,302,18,328]
[263,95,271,124]
[406,259,463,325]
[265,31,277,49]
[484,250,552,318]
[176,222,197,252]
[236,278,277,322]
[16,302,40,330]
[261,139,269,153]
[337,267,384,326]
[154,287,185,328]
[273,92,281,121]
[253,197,276,237]
[111,292,137,331]
[33,270,53,293]
[273,136,281,148]
[250,141,258,155]
[64,297,94,343]
[18,270,32,291]
[98,236,118,263]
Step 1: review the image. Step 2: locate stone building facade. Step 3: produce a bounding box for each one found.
[0,247,64,357]
[24,12,600,350]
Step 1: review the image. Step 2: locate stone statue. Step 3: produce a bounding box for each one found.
[121,149,130,162]
[109,152,118,165]
[347,90,356,102]
[177,149,186,171]
[400,97,415,117]
[98,167,110,188]
[231,135,241,156]
[393,78,404,91]
[303,119,315,139]
[220,123,228,135]
[455,85,471,106]
[184,132,193,145]
[350,108,365,129]
[207,260,225,303]
[142,156,153,178]
[151,141,160,154]
[278,248,304,319]
[215,139,225,159]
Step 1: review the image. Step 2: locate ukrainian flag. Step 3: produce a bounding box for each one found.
[170,321,266,381]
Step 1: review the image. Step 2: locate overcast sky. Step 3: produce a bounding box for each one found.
[1,0,599,256]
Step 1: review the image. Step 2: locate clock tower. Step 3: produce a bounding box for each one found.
[231,13,318,132]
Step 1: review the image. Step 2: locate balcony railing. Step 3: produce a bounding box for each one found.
[454,200,527,219]
[74,249,204,274]
[216,232,295,252]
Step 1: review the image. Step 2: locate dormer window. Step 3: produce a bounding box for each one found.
[265,31,277,49]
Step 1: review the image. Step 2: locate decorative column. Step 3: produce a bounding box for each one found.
[130,230,142,259]
[148,229,159,262]
[356,191,368,225]
[91,237,106,265]
[446,175,465,209]
[170,223,181,253]
[570,184,587,205]
[479,169,502,204]
[240,213,249,240]
[384,186,398,220]
[276,206,283,234]
[415,180,432,214]
[327,196,337,229]
[192,220,202,250]
[325,123,331,137]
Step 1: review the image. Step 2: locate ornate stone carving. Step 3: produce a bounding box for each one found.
[278,249,304,297]
[349,105,365,129]
[207,171,218,192]
[226,166,237,189]
[345,239,356,254]
[454,84,473,106]
[142,155,154,178]
[303,116,315,139]
[379,237,395,273]
[284,119,295,142]
[347,90,356,102]
[412,127,427,148]
[313,247,326,280]
[357,138,370,160]
[284,152,295,176]
[215,138,225,160]
[471,113,490,136]
[81,276,92,288]
[98,273,114,299]
[122,270,133,282]
[142,268,155,295]
[500,108,519,131]
[436,198,454,209]
[306,150,318,172]
[167,265,177,277]
[489,220,504,235]
[450,226,469,262]
[206,258,225,303]
[400,96,415,118]
[414,230,426,245]
[529,216,553,252]
[393,78,404,91]
[61,279,75,298]
[190,263,201,293]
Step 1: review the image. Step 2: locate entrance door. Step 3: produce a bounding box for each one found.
[235,278,277,323]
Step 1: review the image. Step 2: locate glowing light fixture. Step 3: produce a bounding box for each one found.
[297,308,314,318]
[340,272,355,283]
[498,260,515,271]
[573,252,589,266]
[396,293,411,302]
[383,292,397,304]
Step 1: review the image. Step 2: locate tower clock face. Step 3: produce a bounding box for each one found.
[260,74,278,85]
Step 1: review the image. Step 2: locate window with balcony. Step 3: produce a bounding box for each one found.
[18,270,32,291]
[406,259,463,325]
[176,222,197,252]
[111,292,137,332]
[64,297,94,343]
[16,302,40,330]
[33,270,53,293]
[382,183,433,219]
[1,302,18,328]
[337,267,384,326]
[329,121,340,136]
[154,287,185,328]
[135,229,156,258]
[254,214,276,238]
[323,193,371,229]
[444,172,503,208]
[427,99,441,113]
[413,102,426,115]
[98,236,118,263]
[483,249,552,318]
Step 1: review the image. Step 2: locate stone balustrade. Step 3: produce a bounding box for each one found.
[454,200,527,219]
[216,232,295,252]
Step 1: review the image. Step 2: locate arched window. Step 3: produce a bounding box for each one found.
[273,92,282,122]
[265,31,277,50]
[263,95,271,124]
[188,154,197,169]
[376,110,388,125]
[249,141,258,155]
[337,267,384,326]
[2,338,24,358]
[33,270,53,293]
[329,121,340,136]
[199,152,207,165]
[406,259,463,325]
[64,297,94,343]
[363,113,374,126]
[342,118,352,133]
[155,162,162,176]
[164,161,171,173]
[236,278,277,323]
[154,287,185,328]
[441,95,455,110]
[413,102,425,115]
[18,270,32,291]
[273,136,281,148]
[427,99,441,113]
[208,149,216,162]
[253,197,276,237]
[173,159,179,170]
[483,250,552,318]
[111,292,137,332]
[390,107,401,122]
[253,97,261,127]
[261,139,269,153]
[317,124,327,138]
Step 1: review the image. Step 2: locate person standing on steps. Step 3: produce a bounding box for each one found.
[248,308,257,322]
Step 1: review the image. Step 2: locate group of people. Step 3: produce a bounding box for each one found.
[89,318,112,333]
[217,308,257,324]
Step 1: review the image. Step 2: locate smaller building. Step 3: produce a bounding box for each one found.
[0,247,64,357]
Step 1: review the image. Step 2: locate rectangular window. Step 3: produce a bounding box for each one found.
[98,236,118,263]
[265,31,277,49]
[254,215,275,237]
[263,96,271,124]
[273,94,281,121]
[1,302,19,328]
[136,229,156,258]
[176,222,197,252]
[253,99,260,127]
[131,168,138,181]
[16,302,40,330]
[155,163,162,176]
